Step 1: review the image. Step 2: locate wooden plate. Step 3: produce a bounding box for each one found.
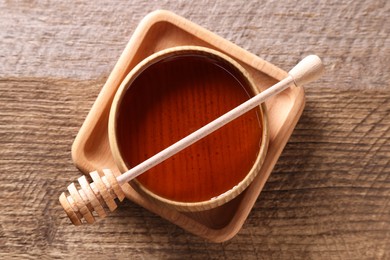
[71,10,305,242]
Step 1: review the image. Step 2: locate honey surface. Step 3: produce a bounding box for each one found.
[116,54,263,202]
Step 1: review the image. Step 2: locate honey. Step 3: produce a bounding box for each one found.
[116,54,263,203]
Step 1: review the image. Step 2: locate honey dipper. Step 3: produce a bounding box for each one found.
[60,55,324,225]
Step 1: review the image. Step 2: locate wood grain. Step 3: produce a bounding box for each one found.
[0,1,388,90]
[0,0,389,258]
[1,78,388,258]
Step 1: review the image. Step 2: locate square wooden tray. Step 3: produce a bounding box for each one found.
[71,10,305,242]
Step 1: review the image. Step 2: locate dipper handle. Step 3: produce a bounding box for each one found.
[288,55,325,87]
[116,55,325,186]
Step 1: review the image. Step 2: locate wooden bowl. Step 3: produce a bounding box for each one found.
[108,46,269,212]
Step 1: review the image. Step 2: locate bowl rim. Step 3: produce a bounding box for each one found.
[108,45,269,212]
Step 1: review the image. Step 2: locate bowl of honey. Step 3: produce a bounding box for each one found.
[108,46,268,211]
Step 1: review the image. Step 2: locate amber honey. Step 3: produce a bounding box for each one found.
[116,53,263,203]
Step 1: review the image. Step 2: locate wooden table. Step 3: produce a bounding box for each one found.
[1,1,389,259]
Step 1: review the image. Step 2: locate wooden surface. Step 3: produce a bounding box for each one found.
[0,0,389,259]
